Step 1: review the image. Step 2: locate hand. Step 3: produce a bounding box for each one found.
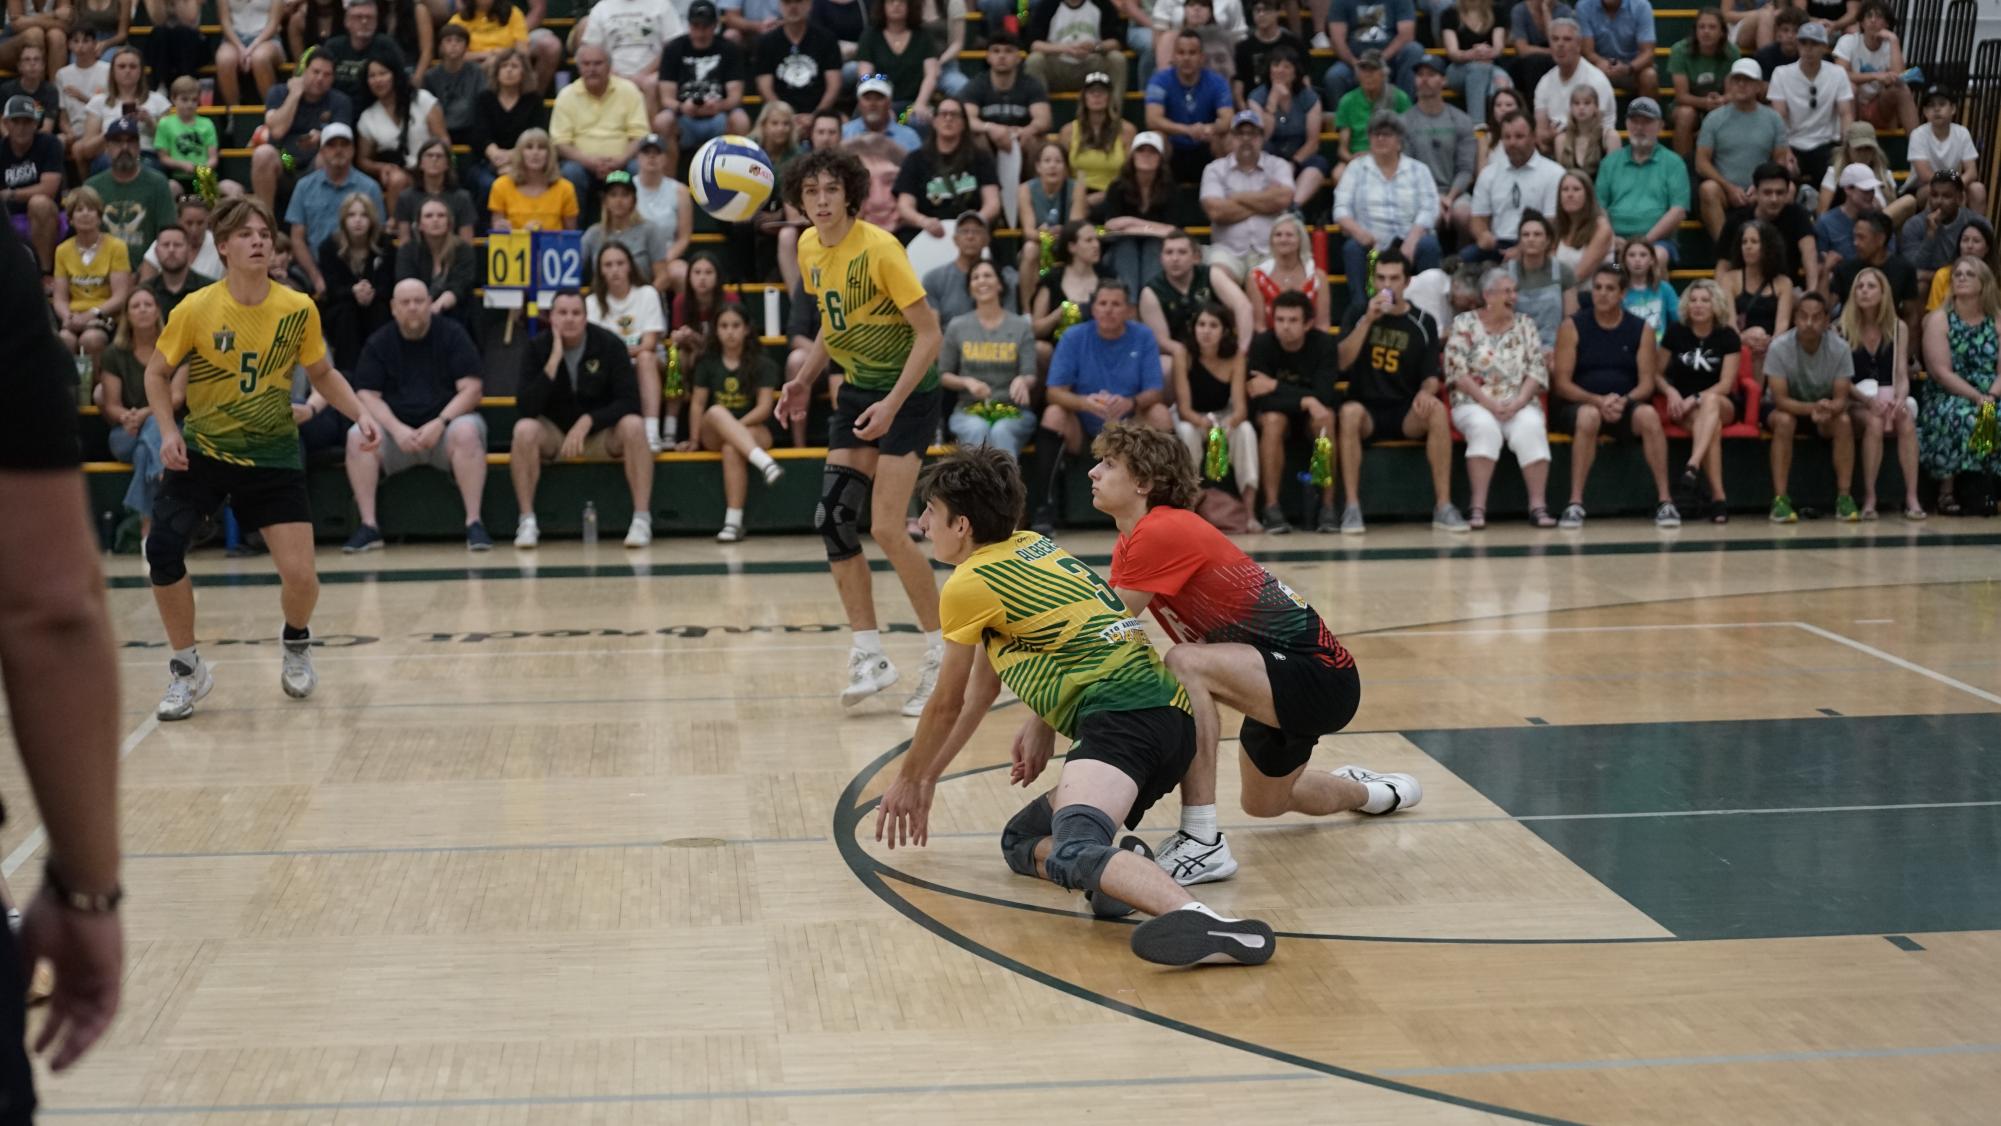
[353,279,374,305]
[1666,391,1688,421]
[352,414,381,453]
[1601,393,1626,421]
[1010,376,1036,406]
[1743,327,1770,351]
[675,439,697,452]
[906,104,931,127]
[310,276,326,299]
[17,888,123,1072]
[559,420,590,460]
[777,377,811,425]
[1248,374,1279,398]
[1810,400,1834,425]
[852,395,902,441]
[1352,228,1377,249]
[875,773,937,848]
[121,407,147,435]
[1103,394,1134,421]
[965,380,992,401]
[925,218,946,239]
[290,402,314,425]
[1724,183,1748,209]
[1872,392,1897,420]
[159,427,188,471]
[415,418,447,450]
[1493,397,1520,422]
[1400,234,1423,261]
[1009,717,1056,786]
[1366,287,1394,318]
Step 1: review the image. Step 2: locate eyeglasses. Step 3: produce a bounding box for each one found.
[934,108,965,118]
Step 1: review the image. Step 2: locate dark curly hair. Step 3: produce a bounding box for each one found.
[1090,422,1200,511]
[918,446,1025,545]
[781,147,871,218]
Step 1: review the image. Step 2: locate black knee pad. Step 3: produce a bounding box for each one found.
[814,465,870,562]
[1000,793,1054,878]
[145,503,203,587]
[1042,804,1117,894]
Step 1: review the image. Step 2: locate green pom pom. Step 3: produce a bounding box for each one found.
[1972,400,1999,458]
[1203,425,1230,481]
[1053,300,1083,340]
[280,150,296,173]
[1038,229,1055,272]
[663,344,684,398]
[1309,434,1333,488]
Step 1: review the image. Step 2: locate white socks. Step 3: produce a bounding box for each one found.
[1180,803,1218,845]
[172,646,199,671]
[661,416,679,444]
[853,629,884,656]
[724,506,744,526]
[1358,779,1399,814]
[923,629,943,656]
[748,448,776,472]
[644,416,661,447]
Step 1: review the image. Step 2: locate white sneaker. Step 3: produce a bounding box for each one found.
[624,513,653,548]
[758,458,784,485]
[1154,829,1239,885]
[841,648,899,707]
[281,640,317,699]
[156,658,214,721]
[900,646,942,716]
[1333,765,1423,813]
[716,522,745,543]
[514,515,540,549]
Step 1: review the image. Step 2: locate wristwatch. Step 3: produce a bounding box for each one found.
[42,858,122,914]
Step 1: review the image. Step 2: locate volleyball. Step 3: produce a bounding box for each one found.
[690,135,776,223]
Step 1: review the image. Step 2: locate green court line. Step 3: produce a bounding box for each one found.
[104,532,2001,589]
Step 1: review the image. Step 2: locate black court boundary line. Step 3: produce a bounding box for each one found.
[832,729,1585,1126]
[104,530,2001,588]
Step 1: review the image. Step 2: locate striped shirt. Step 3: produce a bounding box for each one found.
[1333,152,1440,244]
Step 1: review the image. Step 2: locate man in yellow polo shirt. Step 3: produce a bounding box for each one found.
[551,44,651,211]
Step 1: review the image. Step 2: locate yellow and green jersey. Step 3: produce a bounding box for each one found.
[797,218,939,393]
[157,280,326,470]
[941,531,1188,738]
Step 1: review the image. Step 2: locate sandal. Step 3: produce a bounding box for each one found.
[1528,505,1556,528]
[1860,505,1879,521]
[1904,506,1929,521]
[1710,498,1729,524]
[1467,507,1486,530]
[1938,493,1963,516]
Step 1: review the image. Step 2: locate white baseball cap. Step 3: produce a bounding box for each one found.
[1729,58,1764,81]
[1838,162,1882,191]
[320,122,354,144]
[1131,131,1165,153]
[857,76,893,99]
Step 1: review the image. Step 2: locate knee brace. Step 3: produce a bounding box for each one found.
[145,503,203,587]
[1000,793,1054,878]
[814,465,870,562]
[1042,804,1118,894]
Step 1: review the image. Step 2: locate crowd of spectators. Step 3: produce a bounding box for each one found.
[13,0,2001,544]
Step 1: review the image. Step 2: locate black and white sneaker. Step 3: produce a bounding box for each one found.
[1085,836,1155,919]
[1153,830,1239,885]
[1333,765,1423,813]
[1131,905,1276,967]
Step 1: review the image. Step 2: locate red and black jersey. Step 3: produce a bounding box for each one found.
[1110,506,1352,668]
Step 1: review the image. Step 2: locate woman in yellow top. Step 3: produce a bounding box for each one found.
[1929,219,1994,312]
[52,185,132,359]
[448,0,529,60]
[1057,71,1133,205]
[486,128,579,231]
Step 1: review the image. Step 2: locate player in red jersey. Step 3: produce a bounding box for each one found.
[1091,422,1422,885]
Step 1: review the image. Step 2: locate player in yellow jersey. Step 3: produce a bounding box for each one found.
[141,195,382,722]
[875,448,1277,967]
[775,147,948,717]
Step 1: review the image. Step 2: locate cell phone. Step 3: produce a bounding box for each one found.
[123,102,136,116]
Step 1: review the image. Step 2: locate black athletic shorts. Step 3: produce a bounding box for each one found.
[1357,399,1413,446]
[1067,706,1197,830]
[828,382,942,458]
[1250,382,1316,419]
[1240,649,1362,778]
[1551,398,1642,443]
[0,920,32,1124]
[154,452,313,532]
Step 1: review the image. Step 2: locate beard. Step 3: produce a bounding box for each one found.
[112,152,140,175]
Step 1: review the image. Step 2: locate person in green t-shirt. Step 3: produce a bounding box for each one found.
[1667,8,1741,161]
[83,120,178,262]
[1334,51,1413,164]
[152,77,219,194]
[682,305,787,544]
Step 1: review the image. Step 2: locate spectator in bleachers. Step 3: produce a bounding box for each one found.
[1593,97,1686,274]
[812,0,867,62]
[216,0,286,110]
[580,169,669,291]
[394,196,478,332]
[1577,0,1658,97]
[1334,251,1464,534]
[448,0,528,62]
[141,224,214,317]
[659,1,754,167]
[153,78,219,197]
[1145,30,1233,185]
[75,49,168,173]
[1908,88,1984,215]
[0,4,69,89]
[1552,263,1678,528]
[394,140,477,242]
[357,58,451,216]
[1446,265,1557,527]
[284,122,384,296]
[1138,228,1253,376]
[670,250,737,374]
[293,0,350,57]
[1467,113,1564,264]
[895,96,1002,240]
[1245,288,1337,531]
[941,258,1039,457]
[1507,0,1576,100]
[1323,0,1421,108]
[1753,3,1804,77]
[755,0,843,117]
[1532,18,1614,149]
[1026,0,1129,106]
[510,289,654,548]
[1696,59,1790,240]
[464,46,548,207]
[1721,0,1770,50]
[1234,0,1305,108]
[1169,302,1257,516]
[964,32,1051,208]
[1668,7,1739,161]
[1032,218,1111,363]
[1816,122,1908,227]
[1249,48,1329,212]
[1840,265,1922,519]
[1903,171,1983,298]
[1441,0,1511,125]
[843,131,909,230]
[85,118,176,261]
[1769,21,1852,191]
[1832,1,1912,131]
[1719,217,1793,376]
[425,23,488,140]
[251,52,354,209]
[1831,211,1916,320]
[1028,279,1170,530]
[383,0,438,80]
[1331,111,1438,312]
[0,44,63,139]
[1805,0,1859,36]
[1618,237,1677,340]
[1763,289,1857,522]
[1919,257,2001,514]
[1720,160,1818,291]
[1016,141,1086,301]
[1813,162,1879,272]
[96,286,173,538]
[1247,212,1327,330]
[317,193,397,368]
[142,195,222,281]
[1092,134,1180,296]
[1659,277,1740,520]
[325,0,411,106]
[1552,85,1622,179]
[1553,169,1613,277]
[1925,218,1992,313]
[685,304,786,540]
[925,211,1016,324]
[1401,56,1476,247]
[1478,86,1528,168]
[918,0,973,100]
[52,186,129,359]
[582,241,667,447]
[553,43,651,207]
[1508,211,1579,360]
[724,0,784,42]
[1332,51,1409,167]
[268,229,317,291]
[1408,254,1486,329]
[1171,0,1241,82]
[843,75,922,152]
[1060,73,1135,208]
[344,279,493,552]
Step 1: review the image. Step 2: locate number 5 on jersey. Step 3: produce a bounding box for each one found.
[238,351,261,393]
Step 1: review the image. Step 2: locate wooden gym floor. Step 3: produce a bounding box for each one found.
[5,519,1999,1123]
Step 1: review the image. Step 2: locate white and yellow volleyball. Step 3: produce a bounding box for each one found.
[690,135,776,223]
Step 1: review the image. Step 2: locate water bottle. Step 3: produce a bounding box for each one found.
[74,348,93,408]
[581,501,598,545]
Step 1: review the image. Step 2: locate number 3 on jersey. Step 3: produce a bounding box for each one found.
[823,290,847,331]
[1055,557,1126,615]
[237,351,261,393]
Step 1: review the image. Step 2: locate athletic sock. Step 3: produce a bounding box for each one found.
[923,629,943,655]
[1358,778,1400,814]
[282,624,310,643]
[853,629,884,656]
[748,448,776,472]
[1179,803,1218,845]
[644,416,661,446]
[661,415,679,444]
[724,506,744,526]
[172,645,199,671]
